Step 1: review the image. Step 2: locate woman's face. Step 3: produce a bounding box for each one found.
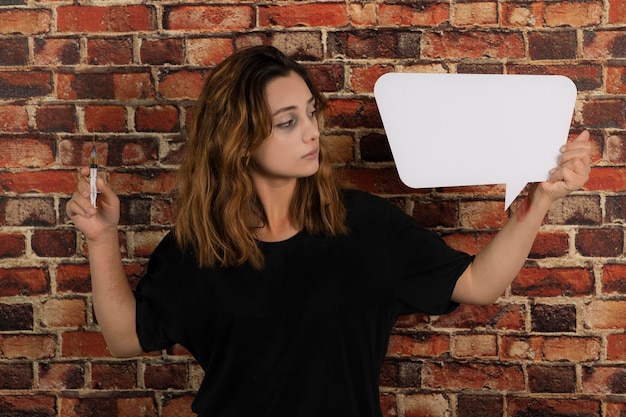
[249,71,320,185]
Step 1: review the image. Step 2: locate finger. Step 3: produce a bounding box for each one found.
[66,192,96,218]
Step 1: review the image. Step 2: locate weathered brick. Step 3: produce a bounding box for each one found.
[305,63,344,93]
[585,167,626,192]
[412,199,457,228]
[35,104,77,133]
[528,364,576,393]
[441,230,496,255]
[335,167,412,194]
[583,30,626,59]
[582,366,626,394]
[454,2,498,26]
[0,170,77,194]
[118,196,152,226]
[144,363,188,390]
[133,229,169,258]
[0,37,28,65]
[0,303,32,331]
[508,63,603,91]
[158,68,206,100]
[0,362,33,389]
[0,267,49,296]
[325,97,381,129]
[513,266,594,297]
[582,99,626,128]
[87,37,132,65]
[544,1,603,26]
[55,263,91,293]
[186,37,233,66]
[1,197,55,226]
[117,396,158,417]
[607,333,626,360]
[0,137,55,168]
[0,232,26,257]
[459,200,508,229]
[106,138,159,167]
[0,104,28,132]
[92,362,137,389]
[351,64,392,94]
[164,5,254,31]
[0,395,55,416]
[575,228,623,257]
[57,72,115,100]
[140,37,184,65]
[607,65,626,94]
[1,334,56,359]
[387,333,450,358]
[379,3,449,27]
[610,0,626,22]
[501,2,545,27]
[114,72,156,100]
[33,37,80,66]
[161,395,195,417]
[59,397,117,417]
[57,5,155,33]
[40,298,86,328]
[348,3,377,27]
[531,303,576,332]
[585,300,626,329]
[328,29,403,59]
[259,3,348,27]
[453,333,497,358]
[606,194,626,223]
[0,71,52,98]
[360,132,393,163]
[509,397,600,417]
[0,9,51,34]
[109,170,176,195]
[39,362,85,390]
[32,229,76,257]
[545,195,602,225]
[434,303,525,330]
[423,361,524,390]
[84,105,127,133]
[402,393,451,417]
[601,263,626,294]
[529,30,578,60]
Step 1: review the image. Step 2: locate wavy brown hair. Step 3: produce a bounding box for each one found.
[175,45,347,269]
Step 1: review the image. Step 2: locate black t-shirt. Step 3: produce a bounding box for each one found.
[135,189,473,417]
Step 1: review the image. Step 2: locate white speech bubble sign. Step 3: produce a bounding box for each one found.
[374,73,577,209]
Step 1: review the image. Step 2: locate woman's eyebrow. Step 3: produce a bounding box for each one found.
[271,96,315,117]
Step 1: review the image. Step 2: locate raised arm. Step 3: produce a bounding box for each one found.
[66,168,143,357]
[451,130,592,305]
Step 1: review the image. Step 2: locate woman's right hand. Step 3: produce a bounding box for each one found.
[66,167,120,243]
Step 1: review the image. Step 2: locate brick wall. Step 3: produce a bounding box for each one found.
[0,1,624,416]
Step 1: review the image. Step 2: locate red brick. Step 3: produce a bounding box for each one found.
[151,198,176,225]
[583,30,626,59]
[379,393,398,417]
[164,5,254,31]
[529,231,569,258]
[109,171,176,195]
[501,335,601,361]
[58,5,155,33]
[140,38,184,65]
[35,104,77,132]
[501,2,545,27]
[61,331,109,358]
[454,2,498,26]
[335,167,413,195]
[459,200,508,229]
[0,267,49,296]
[87,37,132,65]
[0,395,55,416]
[59,398,117,417]
[607,65,626,94]
[92,362,137,389]
[529,364,576,393]
[0,137,54,168]
[434,303,525,330]
[57,73,115,100]
[0,363,33,389]
[423,361,524,390]
[107,138,159,167]
[0,9,52,34]
[186,37,234,66]
[161,394,195,417]
[351,64,393,94]
[412,200,457,228]
[379,3,450,26]
[532,304,576,332]
[0,105,28,132]
[608,333,626,360]
[441,230,496,254]
[576,228,623,257]
[40,298,86,328]
[117,397,158,417]
[0,232,25,258]
[39,362,85,390]
[305,64,344,93]
[606,193,626,222]
[325,97,381,129]
[508,63,603,91]
[32,229,76,257]
[33,38,80,66]
[259,3,348,27]
[387,333,450,357]
[512,266,594,297]
[114,72,156,100]
[327,30,404,59]
[0,170,76,194]
[602,263,626,294]
[158,69,207,100]
[56,263,91,294]
[135,105,179,133]
[422,31,525,59]
[144,363,188,390]
[0,71,52,98]
[610,0,626,23]
[582,99,626,128]
[585,167,626,192]
[266,31,325,61]
[545,195,602,225]
[84,105,127,133]
[544,1,603,26]
[458,395,503,417]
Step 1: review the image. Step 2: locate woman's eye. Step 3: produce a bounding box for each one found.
[277,119,295,128]
[308,109,316,118]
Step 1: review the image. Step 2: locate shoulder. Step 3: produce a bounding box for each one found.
[340,188,409,229]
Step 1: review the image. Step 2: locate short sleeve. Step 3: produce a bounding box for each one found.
[134,232,181,352]
[388,205,474,316]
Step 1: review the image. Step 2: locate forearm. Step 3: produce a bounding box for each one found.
[87,232,143,357]
[452,190,553,305]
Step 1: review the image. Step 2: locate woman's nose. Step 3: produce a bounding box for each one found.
[303,115,320,142]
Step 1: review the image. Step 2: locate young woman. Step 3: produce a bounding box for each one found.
[67,45,591,417]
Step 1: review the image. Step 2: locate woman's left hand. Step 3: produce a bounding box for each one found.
[536,130,592,203]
